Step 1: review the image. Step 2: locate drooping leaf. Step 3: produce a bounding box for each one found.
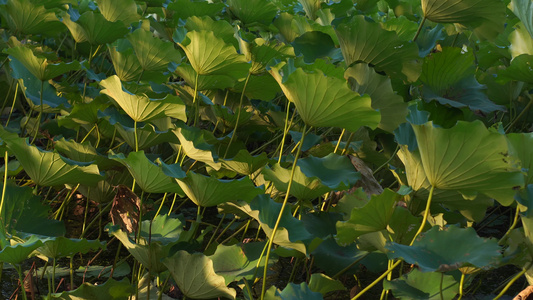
[173,125,221,170]
[55,138,118,170]
[335,15,421,82]
[383,268,459,300]
[308,273,346,296]
[162,251,237,300]
[421,0,506,40]
[100,75,186,123]
[386,226,501,272]
[220,149,269,176]
[50,278,133,300]
[62,10,129,45]
[269,61,380,132]
[345,63,408,133]
[510,22,533,58]
[297,153,361,191]
[0,235,43,265]
[0,127,103,187]
[37,237,105,259]
[113,123,179,151]
[311,238,377,275]
[419,47,505,114]
[511,0,533,40]
[95,0,140,24]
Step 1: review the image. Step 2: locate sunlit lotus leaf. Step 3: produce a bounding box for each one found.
[57,96,109,128]
[498,54,533,84]
[512,0,533,40]
[95,0,140,24]
[37,237,105,259]
[174,30,249,76]
[510,22,533,58]
[308,273,345,296]
[5,46,80,81]
[0,0,64,36]
[412,121,524,205]
[336,189,401,245]
[263,163,331,201]
[62,10,129,45]
[244,38,294,75]
[220,149,268,176]
[126,28,182,73]
[269,62,380,132]
[226,195,317,254]
[50,278,133,300]
[140,213,186,245]
[209,242,276,284]
[509,132,533,184]
[174,63,235,91]
[419,47,504,113]
[422,0,506,40]
[162,251,237,300]
[386,226,501,272]
[383,268,458,300]
[335,15,421,82]
[167,0,225,20]
[110,151,183,194]
[114,123,179,150]
[173,125,221,170]
[0,127,103,186]
[345,63,408,133]
[0,235,42,265]
[265,282,323,300]
[55,138,119,170]
[174,171,263,207]
[227,0,278,25]
[298,0,321,19]
[76,263,130,279]
[100,75,186,123]
[184,16,236,48]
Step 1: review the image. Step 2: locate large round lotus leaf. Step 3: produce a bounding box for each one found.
[95,0,139,24]
[37,237,105,259]
[345,64,408,133]
[336,189,402,245]
[227,0,278,25]
[100,75,186,123]
[421,0,505,40]
[412,120,524,205]
[419,47,504,114]
[386,226,501,272]
[5,46,80,81]
[335,15,421,82]
[264,282,323,300]
[383,268,458,300]
[162,251,237,300]
[175,171,264,207]
[49,278,133,300]
[173,125,222,170]
[109,151,183,194]
[0,0,64,36]
[125,28,181,72]
[139,214,186,245]
[0,235,43,265]
[297,153,360,191]
[62,10,129,45]
[174,30,249,77]
[269,62,380,132]
[0,127,103,187]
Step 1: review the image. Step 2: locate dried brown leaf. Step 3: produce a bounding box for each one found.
[110,185,140,234]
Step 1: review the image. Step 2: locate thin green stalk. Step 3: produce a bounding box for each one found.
[1,151,8,224]
[0,80,13,118]
[332,253,369,279]
[334,129,346,154]
[440,272,444,300]
[70,257,74,291]
[278,101,292,163]
[5,82,19,127]
[134,120,139,152]
[79,201,113,239]
[412,16,427,42]
[352,260,401,300]
[192,72,199,127]
[410,185,435,246]
[52,258,57,293]
[493,262,532,300]
[499,205,521,245]
[15,264,28,300]
[457,273,465,300]
[80,124,97,144]
[154,193,168,219]
[505,94,533,133]
[260,123,308,300]
[340,132,355,156]
[205,214,226,250]
[224,72,251,159]
[81,189,91,235]
[168,193,180,215]
[31,80,45,144]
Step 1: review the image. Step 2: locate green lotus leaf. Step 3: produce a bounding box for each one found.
[298,153,360,190]
[78,170,132,204]
[57,96,109,128]
[345,63,408,133]
[220,149,268,176]
[292,31,337,63]
[126,28,182,73]
[265,282,323,300]
[509,132,533,184]
[108,41,146,83]
[55,138,119,170]
[231,73,281,101]
[416,24,445,58]
[112,123,179,150]
[308,273,346,296]
[0,127,103,187]
[100,75,186,123]
[173,125,221,170]
[0,0,64,36]
[298,0,321,19]
[5,46,80,81]
[386,226,501,272]
[288,131,322,152]
[245,38,294,75]
[175,171,263,207]
[209,242,276,284]
[109,151,183,194]
[212,105,253,129]
[419,47,504,113]
[50,278,133,300]
[167,0,225,21]
[498,54,533,84]
[62,10,129,45]
[227,0,278,25]
[175,30,250,76]
[412,120,524,205]
[336,189,402,245]
[0,235,43,265]
[335,15,421,82]
[162,250,237,300]
[37,237,105,259]
[510,22,533,58]
[269,62,380,132]
[383,268,458,300]
[311,238,375,275]
[184,16,237,48]
[422,0,506,40]
[139,213,186,245]
[174,63,236,91]
[75,263,130,279]
[512,0,533,39]
[95,0,140,24]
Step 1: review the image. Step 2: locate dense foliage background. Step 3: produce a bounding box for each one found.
[1,0,533,299]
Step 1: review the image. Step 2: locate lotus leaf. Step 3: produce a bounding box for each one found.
[0,0,64,36]
[264,282,323,300]
[113,123,179,150]
[227,0,278,25]
[50,278,133,300]
[383,268,458,300]
[37,237,105,259]
[0,235,43,265]
[62,10,129,45]
[498,54,533,84]
[95,0,140,24]
[126,28,182,73]
[308,273,346,296]
[167,0,225,21]
[220,149,268,176]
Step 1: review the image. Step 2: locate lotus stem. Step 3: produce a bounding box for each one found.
[134,120,139,152]
[0,80,13,120]
[412,16,427,42]
[1,150,8,227]
[352,260,401,300]
[192,72,199,127]
[499,205,521,246]
[15,264,28,300]
[340,132,355,156]
[260,123,308,300]
[493,262,532,300]
[334,129,345,154]
[457,272,465,300]
[224,72,251,159]
[332,253,369,279]
[31,80,44,145]
[6,82,19,127]
[154,192,168,219]
[205,214,226,250]
[278,102,292,163]
[410,185,435,246]
[440,272,444,300]
[505,94,533,133]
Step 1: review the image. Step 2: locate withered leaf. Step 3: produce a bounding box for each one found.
[110,185,140,234]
